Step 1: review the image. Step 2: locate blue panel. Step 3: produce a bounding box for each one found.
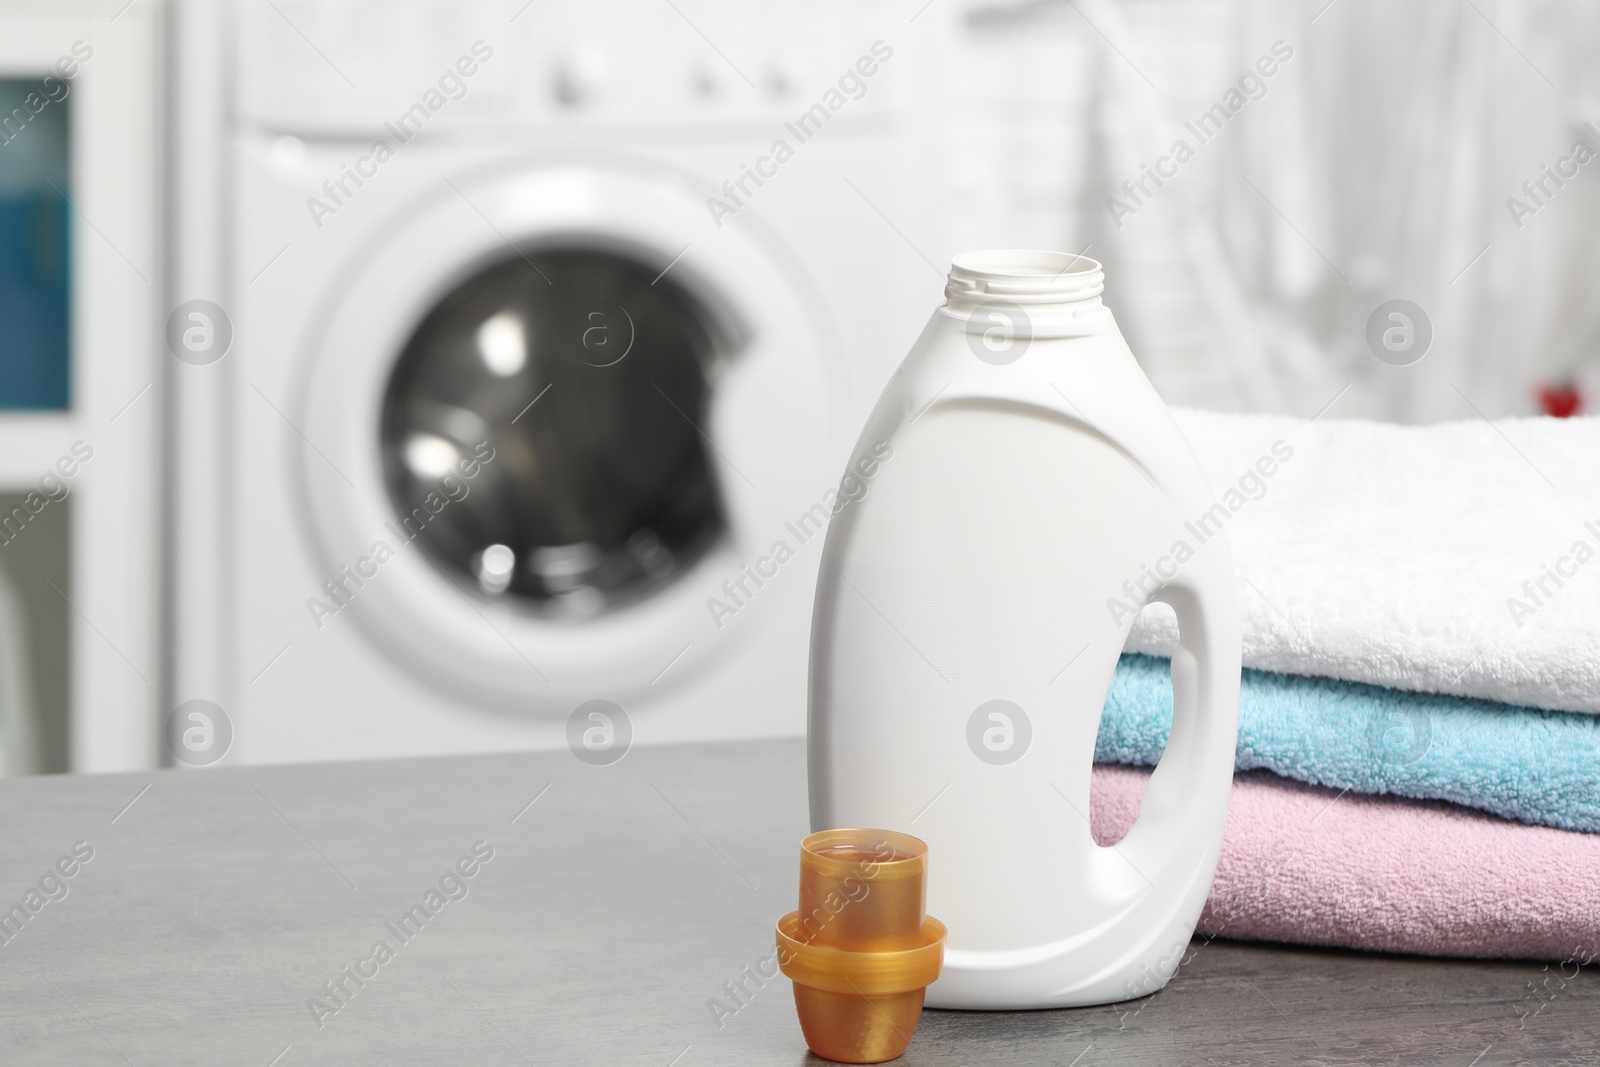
[0,78,73,411]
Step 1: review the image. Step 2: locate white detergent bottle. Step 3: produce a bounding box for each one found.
[808,250,1241,1010]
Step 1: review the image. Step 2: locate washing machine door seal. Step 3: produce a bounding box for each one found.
[293,159,844,713]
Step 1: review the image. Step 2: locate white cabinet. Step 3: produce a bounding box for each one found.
[0,0,163,772]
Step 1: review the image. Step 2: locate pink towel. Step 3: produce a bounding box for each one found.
[1091,765,1600,962]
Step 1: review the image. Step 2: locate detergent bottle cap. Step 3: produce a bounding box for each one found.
[776,828,946,1063]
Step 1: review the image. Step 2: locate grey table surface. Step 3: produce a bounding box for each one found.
[1,738,1596,1067]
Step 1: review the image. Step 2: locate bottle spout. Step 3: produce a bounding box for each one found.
[946,248,1105,306]
[943,249,1111,339]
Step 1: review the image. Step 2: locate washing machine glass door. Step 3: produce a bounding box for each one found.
[295,160,842,711]
[380,249,726,619]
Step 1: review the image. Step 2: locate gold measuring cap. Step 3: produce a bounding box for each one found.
[776,828,946,1064]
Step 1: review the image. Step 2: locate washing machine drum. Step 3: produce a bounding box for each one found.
[379,248,727,618]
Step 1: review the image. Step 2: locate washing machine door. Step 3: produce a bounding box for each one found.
[380,247,728,617]
[296,160,846,711]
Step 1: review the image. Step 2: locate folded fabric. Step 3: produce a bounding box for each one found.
[1125,408,1600,714]
[1091,764,1600,961]
[1097,653,1600,833]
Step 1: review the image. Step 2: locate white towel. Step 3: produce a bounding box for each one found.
[1127,408,1600,715]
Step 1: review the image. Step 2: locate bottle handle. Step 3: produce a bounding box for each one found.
[1110,565,1240,884]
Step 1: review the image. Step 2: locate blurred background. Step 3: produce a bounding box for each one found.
[0,0,1593,776]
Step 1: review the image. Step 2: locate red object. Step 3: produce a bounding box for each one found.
[1537,381,1582,418]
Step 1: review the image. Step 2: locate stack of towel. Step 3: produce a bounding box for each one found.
[1090,407,1600,962]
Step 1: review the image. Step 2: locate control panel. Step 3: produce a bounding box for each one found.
[234,0,904,136]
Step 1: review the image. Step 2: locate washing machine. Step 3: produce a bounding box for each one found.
[169,0,947,765]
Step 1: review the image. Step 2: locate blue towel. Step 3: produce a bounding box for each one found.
[1097,654,1600,833]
